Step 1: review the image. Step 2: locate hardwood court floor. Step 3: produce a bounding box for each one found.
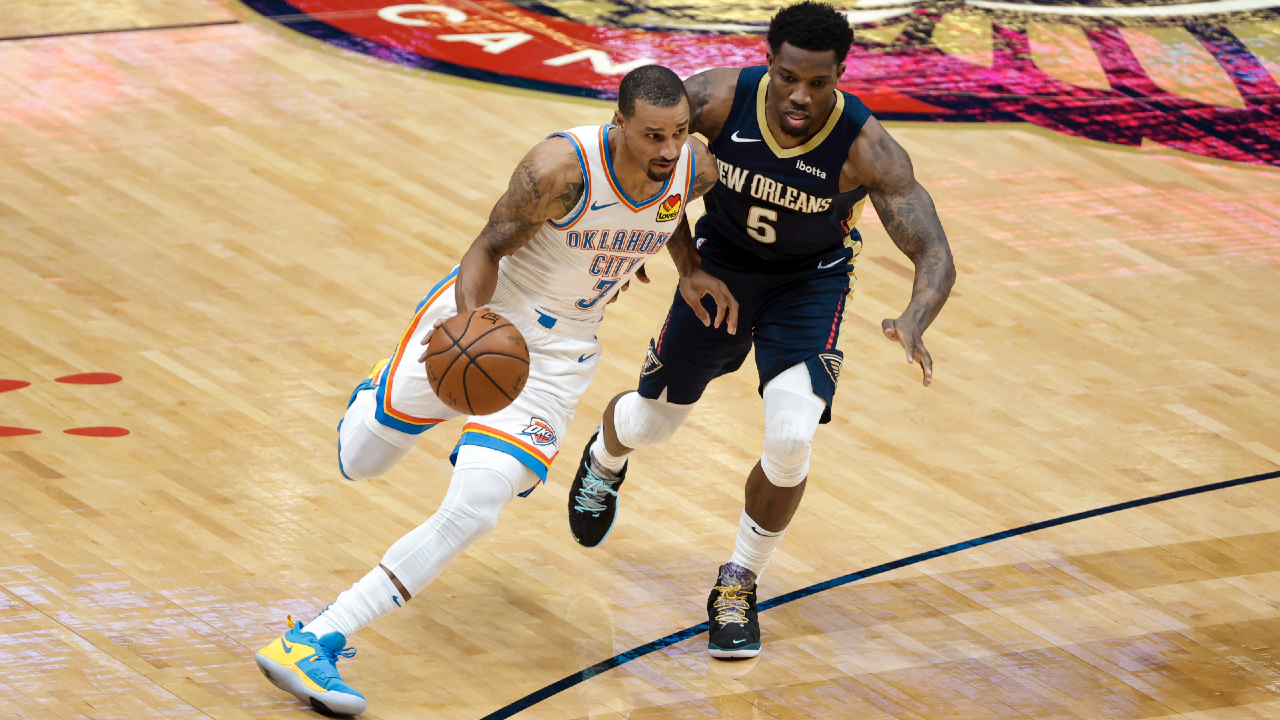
[2,4,1280,719]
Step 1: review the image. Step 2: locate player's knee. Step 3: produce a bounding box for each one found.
[612,392,691,449]
[452,476,505,536]
[760,410,814,487]
[759,365,825,488]
[337,392,414,481]
[338,423,407,481]
[450,445,538,533]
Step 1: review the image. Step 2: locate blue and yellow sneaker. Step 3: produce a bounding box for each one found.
[255,618,367,716]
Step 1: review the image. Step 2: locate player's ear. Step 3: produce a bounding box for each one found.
[613,109,626,130]
[765,50,775,69]
[836,62,847,80]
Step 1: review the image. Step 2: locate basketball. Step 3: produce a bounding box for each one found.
[424,310,529,415]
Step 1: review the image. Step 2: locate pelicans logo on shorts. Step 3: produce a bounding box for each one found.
[520,417,558,446]
[640,340,663,377]
[819,353,843,388]
[655,194,683,222]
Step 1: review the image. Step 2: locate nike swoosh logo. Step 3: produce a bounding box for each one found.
[731,639,746,645]
[731,131,761,143]
[280,638,293,653]
[591,201,619,210]
[578,353,597,363]
[817,258,843,270]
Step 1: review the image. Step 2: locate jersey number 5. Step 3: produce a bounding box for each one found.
[576,279,618,309]
[746,206,778,244]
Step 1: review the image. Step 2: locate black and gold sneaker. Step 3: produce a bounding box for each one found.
[567,430,628,548]
[707,563,760,658]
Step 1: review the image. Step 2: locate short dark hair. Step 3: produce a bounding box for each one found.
[767,2,854,64]
[618,65,687,117]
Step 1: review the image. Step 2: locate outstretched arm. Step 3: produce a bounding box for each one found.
[844,118,956,386]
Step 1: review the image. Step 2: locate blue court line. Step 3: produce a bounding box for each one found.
[480,468,1280,720]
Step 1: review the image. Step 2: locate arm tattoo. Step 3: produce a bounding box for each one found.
[692,173,717,198]
[549,180,584,221]
[686,73,712,135]
[479,161,549,256]
[866,142,956,330]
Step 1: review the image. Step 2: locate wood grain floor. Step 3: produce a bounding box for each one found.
[2,4,1280,719]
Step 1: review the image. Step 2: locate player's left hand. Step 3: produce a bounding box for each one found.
[882,315,932,386]
[608,264,650,304]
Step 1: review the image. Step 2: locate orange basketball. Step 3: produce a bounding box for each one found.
[424,310,529,416]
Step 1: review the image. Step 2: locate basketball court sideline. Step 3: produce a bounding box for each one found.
[2,2,1280,718]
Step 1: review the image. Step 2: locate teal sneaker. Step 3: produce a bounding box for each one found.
[255,619,367,716]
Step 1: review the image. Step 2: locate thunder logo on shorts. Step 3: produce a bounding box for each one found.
[519,417,557,446]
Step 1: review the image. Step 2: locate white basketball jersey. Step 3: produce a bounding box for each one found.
[498,124,695,324]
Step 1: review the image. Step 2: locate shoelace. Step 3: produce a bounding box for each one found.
[323,645,358,661]
[284,615,358,663]
[573,466,620,515]
[712,584,751,626]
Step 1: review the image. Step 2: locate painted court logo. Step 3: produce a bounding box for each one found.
[519,417,557,446]
[244,0,1280,166]
[655,194,683,222]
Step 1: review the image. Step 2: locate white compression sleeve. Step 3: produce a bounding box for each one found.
[338,388,412,481]
[759,363,826,487]
[610,391,692,450]
[306,446,537,639]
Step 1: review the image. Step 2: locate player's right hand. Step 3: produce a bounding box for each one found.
[881,315,932,386]
[417,304,490,362]
[679,269,739,335]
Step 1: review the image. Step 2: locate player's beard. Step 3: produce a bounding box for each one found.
[777,106,813,137]
[645,164,675,183]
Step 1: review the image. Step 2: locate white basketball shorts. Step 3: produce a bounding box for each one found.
[359,266,602,494]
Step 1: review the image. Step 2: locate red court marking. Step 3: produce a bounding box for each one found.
[0,380,31,393]
[0,427,41,437]
[64,427,130,437]
[56,373,122,385]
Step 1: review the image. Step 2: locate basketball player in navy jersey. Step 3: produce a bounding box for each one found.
[567,1,956,658]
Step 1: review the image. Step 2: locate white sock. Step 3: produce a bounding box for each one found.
[306,568,402,639]
[590,424,628,475]
[728,508,786,578]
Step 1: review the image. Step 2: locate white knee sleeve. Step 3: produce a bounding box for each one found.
[339,389,411,480]
[759,363,826,487]
[612,391,692,449]
[381,446,536,597]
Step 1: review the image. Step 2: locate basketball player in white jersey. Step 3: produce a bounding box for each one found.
[251,65,722,716]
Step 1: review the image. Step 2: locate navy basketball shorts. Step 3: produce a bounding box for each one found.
[636,244,855,424]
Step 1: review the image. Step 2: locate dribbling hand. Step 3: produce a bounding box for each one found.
[417,304,490,363]
[881,315,932,386]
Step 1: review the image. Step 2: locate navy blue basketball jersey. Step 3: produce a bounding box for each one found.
[697,66,874,272]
